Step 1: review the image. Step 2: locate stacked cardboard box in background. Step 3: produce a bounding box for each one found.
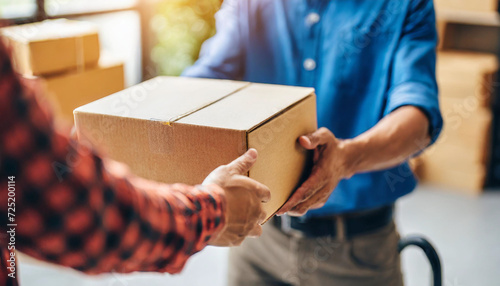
[0,19,125,123]
[418,52,498,194]
[487,85,500,187]
[413,2,500,193]
[434,0,499,13]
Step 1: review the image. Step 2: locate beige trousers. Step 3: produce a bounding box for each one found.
[228,219,403,286]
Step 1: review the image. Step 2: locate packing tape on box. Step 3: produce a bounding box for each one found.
[147,120,176,155]
[147,83,252,154]
[163,82,251,126]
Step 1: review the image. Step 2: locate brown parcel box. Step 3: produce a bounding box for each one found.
[0,19,100,76]
[74,77,318,220]
[37,58,125,123]
[434,0,498,12]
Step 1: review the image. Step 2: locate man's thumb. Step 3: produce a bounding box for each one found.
[299,135,318,150]
[299,128,332,150]
[226,148,258,174]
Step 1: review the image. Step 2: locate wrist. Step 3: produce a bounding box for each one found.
[337,138,365,179]
[200,183,228,240]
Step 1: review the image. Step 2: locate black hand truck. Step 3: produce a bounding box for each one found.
[398,235,442,286]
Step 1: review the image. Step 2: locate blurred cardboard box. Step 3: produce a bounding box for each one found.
[0,19,100,76]
[437,51,497,107]
[74,77,318,220]
[439,98,492,151]
[437,52,498,75]
[38,57,125,123]
[418,51,497,193]
[434,0,498,12]
[436,20,449,50]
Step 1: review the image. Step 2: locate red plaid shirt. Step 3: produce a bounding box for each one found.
[0,40,227,286]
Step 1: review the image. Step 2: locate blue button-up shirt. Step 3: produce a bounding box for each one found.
[183,0,443,216]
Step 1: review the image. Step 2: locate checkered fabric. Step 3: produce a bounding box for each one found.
[0,39,227,286]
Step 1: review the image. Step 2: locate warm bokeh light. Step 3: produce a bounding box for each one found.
[151,0,222,76]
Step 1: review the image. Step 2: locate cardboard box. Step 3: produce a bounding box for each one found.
[0,19,100,76]
[418,51,498,193]
[438,76,494,107]
[436,20,449,51]
[439,99,492,151]
[434,0,498,13]
[40,58,125,123]
[74,77,318,220]
[436,11,500,53]
[437,52,498,107]
[437,52,498,76]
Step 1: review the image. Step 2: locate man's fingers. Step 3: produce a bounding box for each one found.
[229,175,271,203]
[258,209,267,224]
[247,225,263,238]
[277,186,308,215]
[287,209,308,217]
[276,169,322,215]
[258,183,272,203]
[299,128,334,150]
[230,237,245,247]
[276,188,305,215]
[290,188,329,214]
[290,182,324,210]
[298,136,315,150]
[226,148,258,175]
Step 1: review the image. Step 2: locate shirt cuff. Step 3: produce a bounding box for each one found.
[385,82,443,145]
[192,183,227,250]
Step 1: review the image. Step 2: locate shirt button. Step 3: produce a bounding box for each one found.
[303,58,316,71]
[306,12,320,26]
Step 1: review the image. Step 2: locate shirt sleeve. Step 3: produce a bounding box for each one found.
[0,39,227,277]
[182,0,245,79]
[384,0,443,145]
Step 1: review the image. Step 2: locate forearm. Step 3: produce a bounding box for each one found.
[341,106,430,177]
[6,137,227,275]
[87,167,228,274]
[0,127,228,275]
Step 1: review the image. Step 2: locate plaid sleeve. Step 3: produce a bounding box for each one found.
[0,38,227,285]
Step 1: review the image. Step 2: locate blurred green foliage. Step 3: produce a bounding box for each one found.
[151,0,222,76]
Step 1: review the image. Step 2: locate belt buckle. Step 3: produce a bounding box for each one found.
[280,215,304,238]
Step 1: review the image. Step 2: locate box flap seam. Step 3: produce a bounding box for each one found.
[247,93,315,134]
[165,82,251,125]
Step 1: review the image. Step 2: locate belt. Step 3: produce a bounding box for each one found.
[272,205,394,239]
